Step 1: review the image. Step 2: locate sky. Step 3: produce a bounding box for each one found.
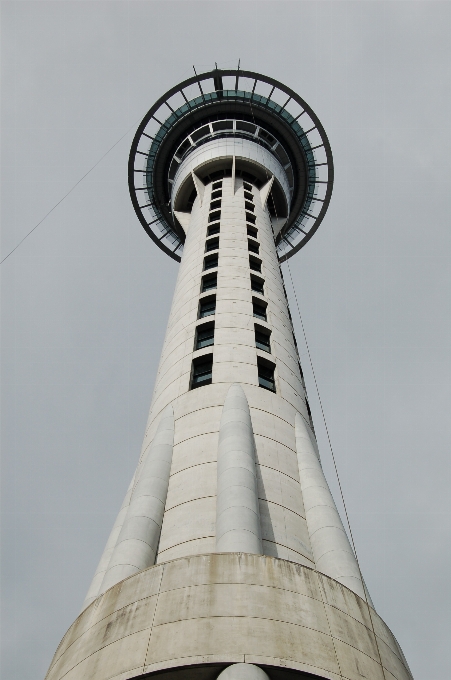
[1,2,450,679]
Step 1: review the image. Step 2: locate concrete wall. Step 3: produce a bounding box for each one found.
[47,554,413,680]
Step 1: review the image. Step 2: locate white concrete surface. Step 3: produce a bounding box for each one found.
[68,137,410,680]
[216,384,262,553]
[46,554,413,680]
[98,405,174,593]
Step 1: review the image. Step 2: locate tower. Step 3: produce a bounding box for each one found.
[45,69,412,680]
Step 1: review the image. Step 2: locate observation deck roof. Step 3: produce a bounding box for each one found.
[129,68,334,262]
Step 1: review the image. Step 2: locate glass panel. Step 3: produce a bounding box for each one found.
[204,256,218,270]
[253,304,267,321]
[249,259,261,272]
[196,328,215,349]
[202,275,217,291]
[200,301,216,318]
[251,279,264,293]
[206,238,219,252]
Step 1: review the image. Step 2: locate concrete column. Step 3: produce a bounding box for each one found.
[81,476,135,611]
[295,412,369,601]
[216,384,262,554]
[99,405,174,593]
[217,664,270,680]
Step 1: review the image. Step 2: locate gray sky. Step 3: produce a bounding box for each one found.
[1,2,450,678]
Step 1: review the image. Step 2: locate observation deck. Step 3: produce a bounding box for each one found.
[129,68,334,262]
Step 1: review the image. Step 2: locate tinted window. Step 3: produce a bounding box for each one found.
[191,356,213,389]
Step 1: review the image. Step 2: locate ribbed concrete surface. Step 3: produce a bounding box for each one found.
[46,553,412,680]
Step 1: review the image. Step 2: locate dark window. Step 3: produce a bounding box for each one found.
[208,223,220,236]
[211,190,222,200]
[248,240,259,254]
[210,200,221,211]
[249,257,262,272]
[251,276,264,294]
[247,226,258,238]
[204,254,218,270]
[245,201,255,212]
[191,355,213,389]
[209,211,221,222]
[191,125,209,142]
[253,300,267,321]
[244,191,254,201]
[255,328,271,353]
[196,323,215,350]
[212,180,223,189]
[243,181,253,191]
[258,360,276,392]
[202,273,217,292]
[199,296,216,318]
[205,237,219,252]
[236,121,256,134]
[212,120,233,132]
[246,212,256,224]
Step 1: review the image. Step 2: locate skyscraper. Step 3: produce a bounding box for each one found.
[45,69,412,680]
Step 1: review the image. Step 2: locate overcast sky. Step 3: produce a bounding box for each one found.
[1,2,450,679]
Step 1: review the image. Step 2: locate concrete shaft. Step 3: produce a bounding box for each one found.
[216,384,262,553]
[57,140,417,680]
[99,405,174,593]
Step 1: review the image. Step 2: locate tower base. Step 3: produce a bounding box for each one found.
[46,554,412,680]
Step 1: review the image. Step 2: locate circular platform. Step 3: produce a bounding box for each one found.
[46,553,412,680]
[129,69,334,262]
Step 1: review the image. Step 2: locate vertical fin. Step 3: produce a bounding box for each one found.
[99,406,175,594]
[216,384,262,554]
[191,171,205,206]
[260,175,274,210]
[295,412,373,605]
[231,155,236,194]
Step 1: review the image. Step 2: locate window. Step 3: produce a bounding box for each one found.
[196,323,215,350]
[204,254,218,270]
[257,359,275,392]
[209,210,221,222]
[243,181,253,191]
[202,273,217,292]
[249,257,262,273]
[250,276,264,294]
[199,296,216,318]
[248,240,259,254]
[205,237,219,252]
[246,212,256,224]
[244,191,253,201]
[210,200,221,211]
[212,180,223,189]
[191,355,213,389]
[208,223,220,236]
[211,190,222,200]
[245,201,255,212]
[253,299,267,321]
[247,226,258,238]
[255,326,271,353]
